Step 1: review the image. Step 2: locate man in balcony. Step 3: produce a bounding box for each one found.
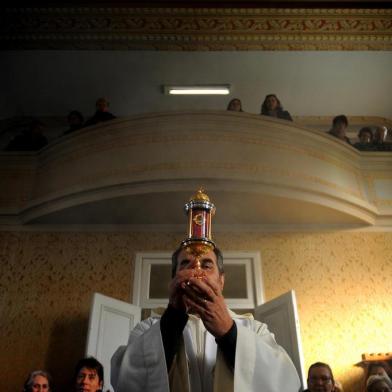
[328,115,352,145]
[84,97,116,127]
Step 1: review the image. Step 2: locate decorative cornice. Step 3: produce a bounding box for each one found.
[1,7,392,50]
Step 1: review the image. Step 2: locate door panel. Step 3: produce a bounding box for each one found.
[254,290,306,389]
[85,293,141,391]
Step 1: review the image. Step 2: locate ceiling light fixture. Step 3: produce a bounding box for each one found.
[164,85,231,95]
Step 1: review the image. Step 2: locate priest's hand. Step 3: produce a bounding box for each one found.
[168,269,199,312]
[183,276,234,338]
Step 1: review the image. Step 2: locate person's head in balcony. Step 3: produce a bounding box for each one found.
[5,119,48,151]
[260,94,293,121]
[374,126,388,145]
[95,97,110,113]
[331,115,348,136]
[64,110,84,135]
[227,98,243,112]
[354,127,374,151]
[329,115,351,145]
[358,127,373,144]
[84,97,116,127]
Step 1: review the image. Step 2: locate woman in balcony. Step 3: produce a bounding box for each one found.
[227,98,243,112]
[260,94,293,121]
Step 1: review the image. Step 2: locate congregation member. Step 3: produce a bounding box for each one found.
[111,190,300,392]
[373,126,391,151]
[328,115,352,145]
[84,97,116,127]
[306,362,336,392]
[5,119,48,151]
[367,375,392,392]
[74,357,104,392]
[362,362,392,392]
[64,110,85,135]
[226,98,243,112]
[260,94,293,121]
[23,370,52,392]
[354,127,374,151]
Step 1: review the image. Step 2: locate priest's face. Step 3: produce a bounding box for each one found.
[176,248,224,291]
[308,366,334,392]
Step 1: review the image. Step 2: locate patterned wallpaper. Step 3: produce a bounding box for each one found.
[1,231,391,392]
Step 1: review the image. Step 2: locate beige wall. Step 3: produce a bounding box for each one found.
[2,51,392,121]
[1,230,391,392]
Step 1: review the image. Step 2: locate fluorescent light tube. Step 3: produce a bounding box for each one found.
[164,85,230,95]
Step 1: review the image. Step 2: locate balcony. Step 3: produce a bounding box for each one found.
[1,111,391,230]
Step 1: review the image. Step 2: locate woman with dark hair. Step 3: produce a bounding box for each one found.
[227,98,243,112]
[260,94,293,121]
[23,370,52,392]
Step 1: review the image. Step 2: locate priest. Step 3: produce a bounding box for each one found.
[111,190,301,392]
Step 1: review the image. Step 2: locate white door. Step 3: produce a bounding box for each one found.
[254,290,306,389]
[85,293,141,392]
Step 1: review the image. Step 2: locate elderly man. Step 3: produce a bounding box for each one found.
[111,190,300,392]
[305,362,336,392]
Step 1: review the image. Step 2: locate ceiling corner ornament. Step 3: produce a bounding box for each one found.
[1,7,392,50]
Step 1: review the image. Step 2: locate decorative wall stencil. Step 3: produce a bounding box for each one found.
[1,7,392,50]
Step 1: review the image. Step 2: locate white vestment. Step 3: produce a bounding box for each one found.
[111,309,301,392]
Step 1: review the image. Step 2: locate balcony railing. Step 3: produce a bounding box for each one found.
[1,111,391,229]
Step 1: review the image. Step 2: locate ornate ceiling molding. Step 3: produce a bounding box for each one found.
[1,7,392,50]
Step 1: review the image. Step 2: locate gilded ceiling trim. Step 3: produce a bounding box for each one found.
[1,7,392,50]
